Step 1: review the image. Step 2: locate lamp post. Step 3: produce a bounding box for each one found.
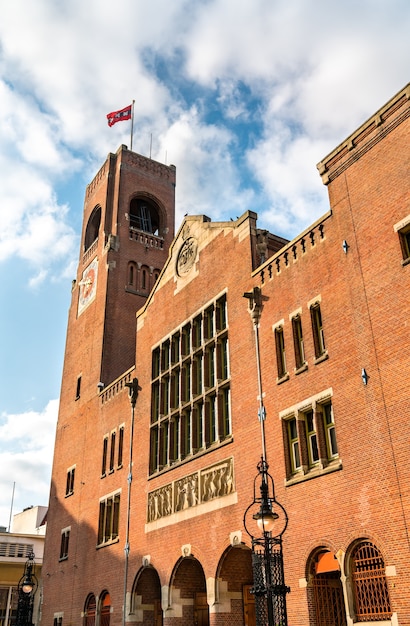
[122,377,139,626]
[16,551,38,626]
[243,287,290,626]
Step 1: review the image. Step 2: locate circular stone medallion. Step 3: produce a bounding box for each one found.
[176,237,198,276]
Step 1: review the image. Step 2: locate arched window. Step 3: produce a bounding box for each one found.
[141,268,147,291]
[84,206,101,251]
[83,594,96,626]
[351,541,391,621]
[128,262,136,287]
[129,198,160,235]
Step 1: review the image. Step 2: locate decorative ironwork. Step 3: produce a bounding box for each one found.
[16,551,37,626]
[352,541,392,621]
[312,574,347,626]
[244,459,290,626]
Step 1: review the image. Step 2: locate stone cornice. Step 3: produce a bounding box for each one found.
[317,83,410,185]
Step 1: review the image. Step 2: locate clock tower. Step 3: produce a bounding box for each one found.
[59,145,176,409]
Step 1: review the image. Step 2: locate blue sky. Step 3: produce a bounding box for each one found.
[0,0,409,527]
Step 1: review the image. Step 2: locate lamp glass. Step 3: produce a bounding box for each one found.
[22,582,33,594]
[254,506,279,533]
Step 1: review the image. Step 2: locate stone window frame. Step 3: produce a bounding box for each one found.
[280,389,342,486]
[394,213,410,266]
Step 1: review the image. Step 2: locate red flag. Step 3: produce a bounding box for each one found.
[107,104,132,127]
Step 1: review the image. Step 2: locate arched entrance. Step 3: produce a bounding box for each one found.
[131,566,163,626]
[217,544,254,626]
[83,594,96,626]
[170,556,208,626]
[308,549,346,626]
[99,591,111,626]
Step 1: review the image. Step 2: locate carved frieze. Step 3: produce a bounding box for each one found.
[147,458,235,523]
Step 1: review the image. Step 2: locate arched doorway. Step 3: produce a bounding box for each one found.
[308,549,346,626]
[217,544,254,626]
[83,594,96,626]
[131,566,163,626]
[170,556,208,626]
[99,591,111,626]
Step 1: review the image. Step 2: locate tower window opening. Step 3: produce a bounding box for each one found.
[129,198,160,235]
[84,206,101,251]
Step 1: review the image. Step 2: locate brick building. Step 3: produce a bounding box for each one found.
[42,83,410,626]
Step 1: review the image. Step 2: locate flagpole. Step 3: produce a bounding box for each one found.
[130,100,135,151]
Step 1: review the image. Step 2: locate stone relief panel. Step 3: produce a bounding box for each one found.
[201,458,234,502]
[147,457,235,523]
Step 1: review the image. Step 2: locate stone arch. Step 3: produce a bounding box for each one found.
[169,556,208,626]
[306,546,346,626]
[131,565,162,626]
[216,544,253,626]
[84,205,101,251]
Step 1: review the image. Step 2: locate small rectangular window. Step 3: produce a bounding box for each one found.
[292,315,305,370]
[152,348,160,379]
[218,388,231,440]
[159,424,169,469]
[169,417,180,463]
[192,316,202,349]
[205,395,217,447]
[101,436,108,477]
[204,306,214,340]
[75,376,81,400]
[109,431,116,472]
[304,410,319,467]
[180,410,191,459]
[181,324,191,356]
[310,304,326,358]
[216,295,227,332]
[274,327,287,379]
[398,225,410,262]
[65,467,75,497]
[171,333,180,363]
[192,403,203,452]
[150,427,159,473]
[170,369,180,409]
[160,377,170,415]
[117,426,124,468]
[287,418,301,472]
[323,403,338,458]
[59,528,70,560]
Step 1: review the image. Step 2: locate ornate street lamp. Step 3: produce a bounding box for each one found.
[16,551,38,626]
[122,377,140,626]
[243,287,290,626]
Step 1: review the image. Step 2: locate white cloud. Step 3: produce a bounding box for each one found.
[155,107,255,227]
[0,400,58,527]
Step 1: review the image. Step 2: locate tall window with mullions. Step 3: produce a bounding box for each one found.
[149,294,230,474]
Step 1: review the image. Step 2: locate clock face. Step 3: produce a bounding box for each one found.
[78,258,98,315]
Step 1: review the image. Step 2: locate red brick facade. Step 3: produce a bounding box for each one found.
[42,85,410,626]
